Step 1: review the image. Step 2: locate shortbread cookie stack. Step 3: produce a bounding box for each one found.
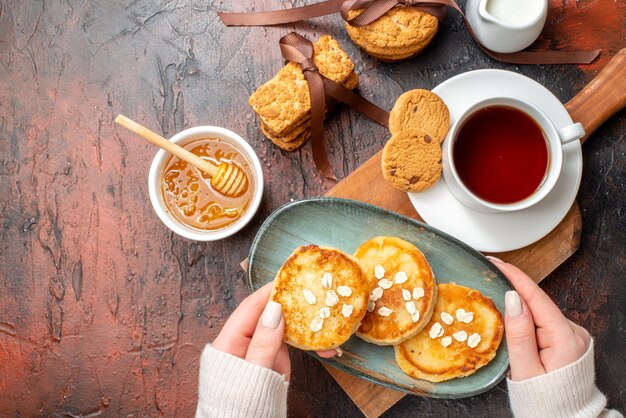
[249,35,359,151]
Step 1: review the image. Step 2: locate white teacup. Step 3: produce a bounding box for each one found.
[442,97,584,213]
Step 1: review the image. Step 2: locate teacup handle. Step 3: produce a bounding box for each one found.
[558,122,585,144]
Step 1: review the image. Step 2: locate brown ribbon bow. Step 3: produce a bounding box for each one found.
[340,0,446,26]
[279,33,389,179]
[220,0,600,65]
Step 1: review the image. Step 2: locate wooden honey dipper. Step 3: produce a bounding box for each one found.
[115,115,249,198]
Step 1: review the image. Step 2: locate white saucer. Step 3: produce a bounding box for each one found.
[409,70,583,253]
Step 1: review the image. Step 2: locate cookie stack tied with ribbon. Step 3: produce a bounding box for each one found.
[344,6,441,62]
[382,89,450,192]
[249,35,359,152]
[248,32,389,179]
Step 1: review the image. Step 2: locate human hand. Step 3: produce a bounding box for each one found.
[211,282,338,381]
[487,257,591,382]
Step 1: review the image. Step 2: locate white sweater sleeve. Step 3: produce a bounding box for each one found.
[196,344,289,418]
[507,340,623,418]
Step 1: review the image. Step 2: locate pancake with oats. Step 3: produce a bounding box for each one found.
[353,237,437,345]
[395,283,504,382]
[271,245,369,351]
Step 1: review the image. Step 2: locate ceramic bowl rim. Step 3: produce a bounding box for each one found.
[148,126,263,241]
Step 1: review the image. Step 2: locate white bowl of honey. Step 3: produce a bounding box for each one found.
[148,126,263,241]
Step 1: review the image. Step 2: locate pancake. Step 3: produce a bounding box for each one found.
[271,245,369,351]
[353,237,437,345]
[395,283,504,382]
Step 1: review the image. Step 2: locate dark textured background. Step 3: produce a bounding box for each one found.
[0,0,624,416]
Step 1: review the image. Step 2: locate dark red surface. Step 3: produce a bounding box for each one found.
[0,0,624,416]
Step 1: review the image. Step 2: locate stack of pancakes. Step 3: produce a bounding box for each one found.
[271,237,504,383]
[249,35,359,151]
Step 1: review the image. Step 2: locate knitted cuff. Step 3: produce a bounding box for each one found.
[507,339,608,418]
[196,344,289,418]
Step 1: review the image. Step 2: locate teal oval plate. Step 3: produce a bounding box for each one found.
[248,197,511,398]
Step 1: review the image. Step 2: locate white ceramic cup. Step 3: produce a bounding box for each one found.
[442,97,584,213]
[148,126,264,241]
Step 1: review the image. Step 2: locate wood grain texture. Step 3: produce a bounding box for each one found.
[0,0,624,417]
[565,48,626,144]
[325,365,405,418]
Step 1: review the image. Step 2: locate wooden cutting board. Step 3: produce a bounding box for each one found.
[320,49,626,417]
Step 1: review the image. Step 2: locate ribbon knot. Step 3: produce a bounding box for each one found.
[300,58,318,73]
[341,0,446,27]
[399,0,427,6]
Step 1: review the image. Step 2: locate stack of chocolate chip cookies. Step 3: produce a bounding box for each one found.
[382,89,450,192]
[249,35,360,151]
[345,7,440,62]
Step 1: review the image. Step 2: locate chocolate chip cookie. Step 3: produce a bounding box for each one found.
[382,128,442,192]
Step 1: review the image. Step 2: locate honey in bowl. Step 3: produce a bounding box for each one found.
[161,138,254,231]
